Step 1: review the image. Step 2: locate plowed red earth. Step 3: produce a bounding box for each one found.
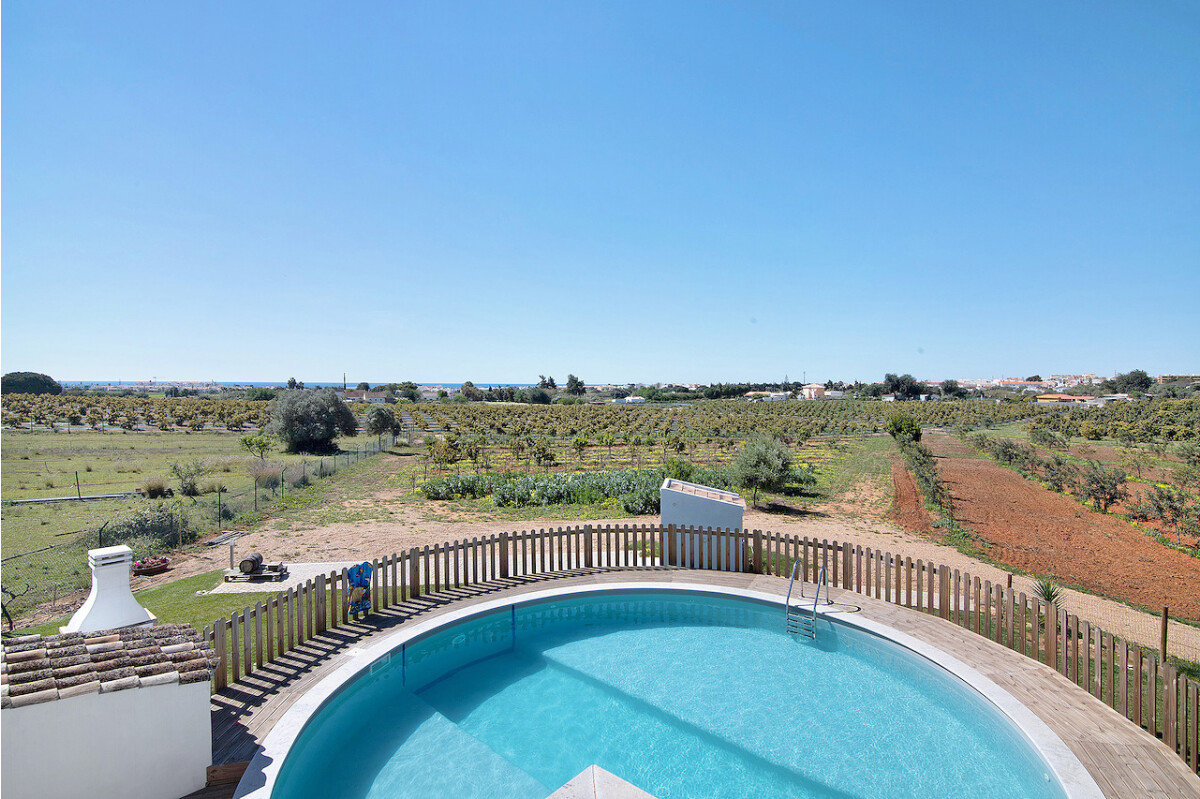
[887,460,936,534]
[901,434,1200,620]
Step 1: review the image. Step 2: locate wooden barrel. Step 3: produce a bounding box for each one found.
[239,552,264,574]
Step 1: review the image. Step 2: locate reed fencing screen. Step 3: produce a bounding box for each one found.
[204,524,1199,775]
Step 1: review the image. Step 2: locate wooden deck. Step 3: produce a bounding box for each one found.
[205,569,1200,798]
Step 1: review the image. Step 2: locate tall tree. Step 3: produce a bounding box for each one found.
[883,373,924,400]
[565,374,585,396]
[1102,369,1153,394]
[266,389,358,453]
[1,372,62,395]
[940,380,968,399]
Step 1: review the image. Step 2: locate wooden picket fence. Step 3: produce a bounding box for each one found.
[204,524,1199,775]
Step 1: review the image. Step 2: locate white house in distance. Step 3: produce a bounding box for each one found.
[613,396,646,404]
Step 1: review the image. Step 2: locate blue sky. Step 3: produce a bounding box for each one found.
[3,1,1197,385]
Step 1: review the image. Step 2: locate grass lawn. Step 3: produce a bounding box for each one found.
[10,569,277,638]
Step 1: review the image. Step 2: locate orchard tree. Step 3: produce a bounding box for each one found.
[266,389,358,453]
[240,434,274,461]
[1078,462,1127,512]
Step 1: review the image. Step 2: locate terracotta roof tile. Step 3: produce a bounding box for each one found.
[0,623,212,706]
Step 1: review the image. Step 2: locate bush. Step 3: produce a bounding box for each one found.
[141,476,170,499]
[169,459,208,497]
[200,479,227,495]
[106,503,191,550]
[251,463,282,493]
[663,457,695,482]
[885,412,922,442]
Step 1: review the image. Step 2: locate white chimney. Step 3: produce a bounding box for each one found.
[62,545,157,633]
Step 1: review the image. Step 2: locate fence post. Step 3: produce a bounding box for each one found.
[315,573,326,634]
[938,565,950,620]
[752,529,763,574]
[409,547,421,599]
[1161,606,1169,663]
[500,532,510,578]
[666,524,677,567]
[583,525,593,569]
[75,471,82,500]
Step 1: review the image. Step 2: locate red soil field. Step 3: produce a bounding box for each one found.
[896,434,1200,620]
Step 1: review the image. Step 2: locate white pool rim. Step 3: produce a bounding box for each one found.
[234,581,1105,799]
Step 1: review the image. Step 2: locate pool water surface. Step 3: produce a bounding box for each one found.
[272,591,1067,799]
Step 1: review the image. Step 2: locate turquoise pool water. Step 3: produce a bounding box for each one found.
[273,591,1066,799]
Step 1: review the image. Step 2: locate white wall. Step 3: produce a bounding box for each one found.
[1,681,211,799]
[660,481,745,570]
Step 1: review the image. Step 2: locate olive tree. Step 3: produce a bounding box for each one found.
[266,389,358,453]
[730,434,793,507]
[364,405,400,436]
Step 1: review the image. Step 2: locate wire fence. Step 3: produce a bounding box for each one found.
[0,434,395,626]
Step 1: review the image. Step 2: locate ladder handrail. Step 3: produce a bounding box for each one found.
[784,558,802,615]
[812,566,827,616]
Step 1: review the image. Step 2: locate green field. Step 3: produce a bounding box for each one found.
[1,427,397,622]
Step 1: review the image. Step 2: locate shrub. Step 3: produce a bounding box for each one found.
[200,479,227,495]
[250,463,282,493]
[169,459,208,497]
[663,457,695,482]
[106,503,191,550]
[141,476,170,499]
[885,412,922,442]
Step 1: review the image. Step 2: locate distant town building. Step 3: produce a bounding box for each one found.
[1035,394,1089,405]
[339,391,389,403]
[800,383,825,400]
[613,396,646,404]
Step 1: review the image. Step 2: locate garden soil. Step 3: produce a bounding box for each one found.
[918,433,1200,620]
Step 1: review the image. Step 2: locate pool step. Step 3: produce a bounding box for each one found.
[367,696,547,799]
[785,606,816,639]
[548,765,658,799]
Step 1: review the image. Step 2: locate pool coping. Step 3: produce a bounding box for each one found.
[234,578,1105,799]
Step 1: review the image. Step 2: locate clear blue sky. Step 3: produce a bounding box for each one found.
[4,1,1197,386]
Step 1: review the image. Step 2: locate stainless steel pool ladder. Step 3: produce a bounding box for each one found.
[785,561,827,640]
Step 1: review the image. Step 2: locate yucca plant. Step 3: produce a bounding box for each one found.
[1032,576,1063,609]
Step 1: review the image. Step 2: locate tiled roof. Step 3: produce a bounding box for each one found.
[1,623,216,709]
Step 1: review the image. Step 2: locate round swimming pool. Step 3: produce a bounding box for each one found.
[246,585,1101,799]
